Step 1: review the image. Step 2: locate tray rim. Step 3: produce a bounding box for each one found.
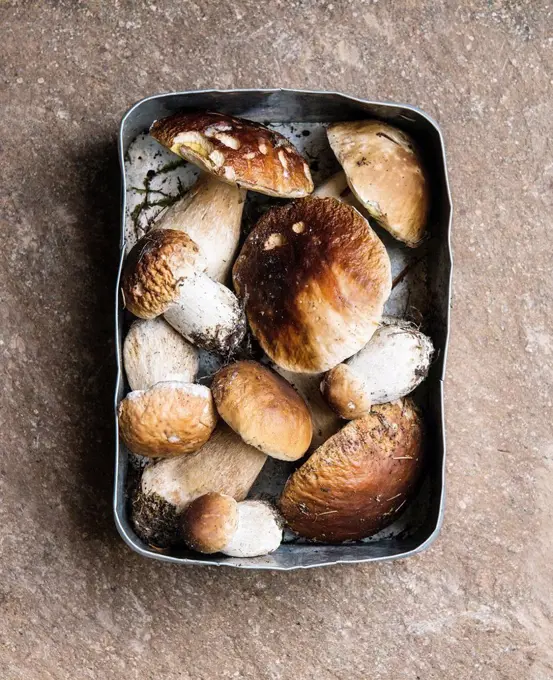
[113,88,453,570]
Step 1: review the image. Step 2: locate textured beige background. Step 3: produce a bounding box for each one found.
[1,1,552,678]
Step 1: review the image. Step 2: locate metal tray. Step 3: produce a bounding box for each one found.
[113,89,453,570]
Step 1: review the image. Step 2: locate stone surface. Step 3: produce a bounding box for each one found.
[1,1,552,678]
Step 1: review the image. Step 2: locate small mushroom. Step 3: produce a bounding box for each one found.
[122,229,246,354]
[131,423,267,548]
[153,172,245,284]
[211,360,313,461]
[321,318,435,419]
[150,111,314,198]
[123,317,199,392]
[118,381,217,458]
[182,493,282,557]
[326,121,430,247]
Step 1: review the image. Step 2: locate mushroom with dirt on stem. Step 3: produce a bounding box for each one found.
[321,318,435,419]
[131,423,268,548]
[182,493,282,557]
[121,229,246,355]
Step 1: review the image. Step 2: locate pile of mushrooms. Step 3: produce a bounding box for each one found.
[118,111,435,557]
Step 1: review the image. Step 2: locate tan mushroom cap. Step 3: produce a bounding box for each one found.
[122,229,204,319]
[279,399,424,542]
[327,120,430,247]
[233,197,392,373]
[150,111,314,198]
[118,381,217,458]
[182,493,239,554]
[211,361,313,461]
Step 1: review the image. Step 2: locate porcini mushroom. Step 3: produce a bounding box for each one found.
[326,121,430,247]
[232,197,392,373]
[123,317,199,392]
[279,399,424,542]
[153,172,245,284]
[321,319,435,419]
[150,111,314,198]
[118,381,217,458]
[272,367,342,450]
[122,229,246,354]
[211,360,313,461]
[182,493,282,557]
[131,423,267,548]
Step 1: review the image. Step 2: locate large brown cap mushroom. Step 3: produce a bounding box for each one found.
[150,111,314,198]
[122,229,246,354]
[211,360,313,461]
[327,121,430,247]
[232,197,392,373]
[279,398,424,542]
[118,381,217,458]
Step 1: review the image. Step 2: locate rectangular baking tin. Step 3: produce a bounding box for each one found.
[114,89,453,570]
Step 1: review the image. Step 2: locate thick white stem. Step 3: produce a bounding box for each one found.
[222,501,282,557]
[154,173,245,284]
[163,270,246,354]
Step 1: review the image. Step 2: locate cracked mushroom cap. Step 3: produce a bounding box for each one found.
[211,361,313,461]
[122,229,205,319]
[232,197,392,373]
[279,399,424,542]
[327,121,430,247]
[118,381,217,458]
[150,111,314,198]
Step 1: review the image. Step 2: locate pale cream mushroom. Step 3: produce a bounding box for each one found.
[325,120,430,247]
[182,493,282,557]
[123,317,199,392]
[122,229,246,354]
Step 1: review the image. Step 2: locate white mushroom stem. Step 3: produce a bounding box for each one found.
[153,173,245,284]
[163,270,246,354]
[123,318,199,391]
[313,171,367,212]
[221,500,282,558]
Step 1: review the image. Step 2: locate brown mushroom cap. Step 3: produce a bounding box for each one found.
[211,361,312,461]
[118,381,217,458]
[279,399,424,542]
[182,493,238,554]
[232,197,392,373]
[122,229,204,319]
[327,121,429,247]
[150,111,314,198]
